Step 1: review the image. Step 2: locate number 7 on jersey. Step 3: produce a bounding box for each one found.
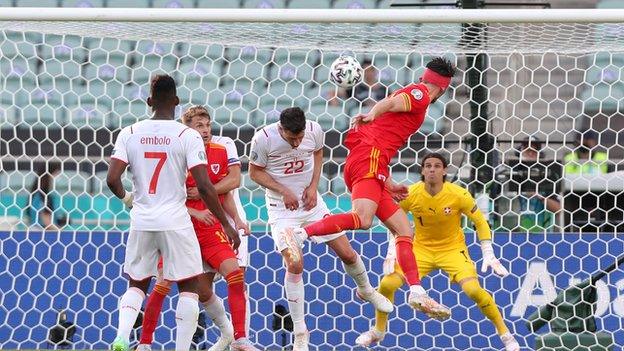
[144,152,167,194]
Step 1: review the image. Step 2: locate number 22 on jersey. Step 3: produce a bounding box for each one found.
[144,151,167,194]
[284,160,304,174]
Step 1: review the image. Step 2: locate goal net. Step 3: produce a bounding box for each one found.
[1,7,624,350]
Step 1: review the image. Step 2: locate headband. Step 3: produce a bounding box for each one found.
[422,68,452,90]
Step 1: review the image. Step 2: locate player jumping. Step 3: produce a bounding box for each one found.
[136,106,258,351]
[107,75,237,351]
[355,152,520,351]
[281,57,456,319]
[249,107,392,351]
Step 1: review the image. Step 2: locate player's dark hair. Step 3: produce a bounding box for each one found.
[426,57,456,78]
[150,74,177,104]
[279,107,306,134]
[420,152,449,182]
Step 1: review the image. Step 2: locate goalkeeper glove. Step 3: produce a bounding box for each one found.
[121,191,133,209]
[480,240,509,277]
[383,232,396,275]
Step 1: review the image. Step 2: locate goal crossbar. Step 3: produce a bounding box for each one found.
[1,8,624,24]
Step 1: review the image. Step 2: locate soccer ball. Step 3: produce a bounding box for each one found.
[329,55,363,88]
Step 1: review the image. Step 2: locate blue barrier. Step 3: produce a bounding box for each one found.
[1,231,623,350]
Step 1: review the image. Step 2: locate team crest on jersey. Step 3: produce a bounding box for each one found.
[211,164,220,174]
[411,89,423,100]
[444,207,452,215]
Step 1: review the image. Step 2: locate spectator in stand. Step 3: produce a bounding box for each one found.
[27,162,66,230]
[349,59,387,107]
[508,137,561,232]
[564,130,608,175]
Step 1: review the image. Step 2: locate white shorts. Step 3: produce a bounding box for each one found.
[124,227,203,282]
[269,201,344,252]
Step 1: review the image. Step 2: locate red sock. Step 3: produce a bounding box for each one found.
[304,213,361,236]
[225,270,247,339]
[140,282,170,344]
[395,236,421,285]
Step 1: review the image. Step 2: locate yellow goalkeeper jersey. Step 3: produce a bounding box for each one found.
[400,181,491,251]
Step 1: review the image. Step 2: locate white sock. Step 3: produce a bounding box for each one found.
[285,272,306,334]
[245,290,251,339]
[343,256,373,293]
[117,287,145,341]
[410,284,426,295]
[202,294,233,337]
[175,292,199,351]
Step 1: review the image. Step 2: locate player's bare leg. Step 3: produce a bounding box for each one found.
[326,235,393,313]
[350,197,378,229]
[384,210,451,320]
[280,246,309,351]
[195,273,234,351]
[112,278,150,351]
[214,258,258,351]
[458,277,519,351]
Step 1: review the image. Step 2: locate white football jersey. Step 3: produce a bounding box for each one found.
[111,119,207,231]
[249,121,324,210]
[212,135,246,223]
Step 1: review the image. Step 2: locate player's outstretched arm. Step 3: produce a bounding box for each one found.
[462,193,509,277]
[106,158,133,208]
[190,166,241,249]
[352,94,410,127]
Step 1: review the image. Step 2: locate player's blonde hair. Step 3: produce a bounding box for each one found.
[181,105,211,125]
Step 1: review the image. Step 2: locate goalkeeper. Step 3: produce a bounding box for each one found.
[355,152,520,351]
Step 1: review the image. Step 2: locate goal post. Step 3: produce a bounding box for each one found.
[1,7,624,350]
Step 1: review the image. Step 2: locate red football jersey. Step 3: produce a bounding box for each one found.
[186,142,229,231]
[345,83,431,159]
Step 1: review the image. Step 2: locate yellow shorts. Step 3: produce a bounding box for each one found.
[394,244,478,283]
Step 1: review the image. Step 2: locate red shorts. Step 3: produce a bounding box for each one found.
[344,144,399,222]
[196,224,237,271]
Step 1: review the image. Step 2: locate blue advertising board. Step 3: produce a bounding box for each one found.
[1,231,623,350]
